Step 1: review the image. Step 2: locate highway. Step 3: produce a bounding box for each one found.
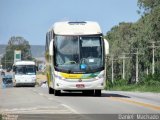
[0,74,160,120]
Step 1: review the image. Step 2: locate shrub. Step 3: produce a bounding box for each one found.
[113,79,128,86]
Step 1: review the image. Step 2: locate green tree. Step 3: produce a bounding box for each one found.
[138,0,160,11]
[1,36,33,69]
[105,0,160,86]
[105,22,137,83]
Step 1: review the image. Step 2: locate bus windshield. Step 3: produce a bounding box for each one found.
[54,35,104,73]
[15,65,36,75]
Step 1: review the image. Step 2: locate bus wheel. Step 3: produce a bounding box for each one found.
[49,87,54,94]
[95,90,101,96]
[54,90,61,96]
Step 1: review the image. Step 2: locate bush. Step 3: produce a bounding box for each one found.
[144,74,160,82]
[106,79,128,90]
[146,80,160,87]
[105,80,113,89]
[105,74,160,92]
[113,79,128,86]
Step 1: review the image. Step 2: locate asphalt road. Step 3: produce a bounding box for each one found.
[0,74,160,120]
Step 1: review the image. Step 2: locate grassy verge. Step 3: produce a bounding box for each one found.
[107,84,160,93]
[106,74,160,93]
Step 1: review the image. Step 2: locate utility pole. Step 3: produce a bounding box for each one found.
[149,41,160,75]
[122,56,125,79]
[136,49,139,83]
[123,49,143,83]
[152,42,155,75]
[110,55,118,83]
[119,53,131,80]
[111,56,114,83]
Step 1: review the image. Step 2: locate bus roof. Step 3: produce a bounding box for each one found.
[14,61,35,66]
[49,21,102,35]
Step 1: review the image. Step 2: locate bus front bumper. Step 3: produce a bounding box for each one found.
[14,79,36,86]
[54,78,105,90]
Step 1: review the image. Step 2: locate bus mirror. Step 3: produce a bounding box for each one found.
[49,39,54,56]
[104,39,109,56]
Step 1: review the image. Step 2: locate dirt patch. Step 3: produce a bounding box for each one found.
[36,74,47,84]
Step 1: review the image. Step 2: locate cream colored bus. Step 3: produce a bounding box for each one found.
[45,21,109,96]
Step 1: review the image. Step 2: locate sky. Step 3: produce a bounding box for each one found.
[0,0,140,45]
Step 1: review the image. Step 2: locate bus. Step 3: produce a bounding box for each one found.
[45,21,109,96]
[13,61,37,87]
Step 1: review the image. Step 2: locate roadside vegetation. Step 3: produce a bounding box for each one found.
[105,0,160,92]
[106,74,160,93]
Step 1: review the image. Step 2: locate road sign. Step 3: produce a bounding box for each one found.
[14,50,21,63]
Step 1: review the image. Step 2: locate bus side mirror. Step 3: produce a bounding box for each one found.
[104,39,109,56]
[49,39,54,56]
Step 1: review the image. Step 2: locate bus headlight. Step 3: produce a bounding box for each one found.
[55,75,65,80]
[95,71,104,79]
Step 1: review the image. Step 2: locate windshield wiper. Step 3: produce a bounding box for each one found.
[55,66,73,73]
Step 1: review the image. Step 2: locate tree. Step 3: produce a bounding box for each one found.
[105,0,160,85]
[105,22,137,83]
[1,36,33,69]
[138,0,160,11]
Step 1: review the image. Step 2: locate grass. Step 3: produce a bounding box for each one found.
[106,74,160,93]
[108,84,160,93]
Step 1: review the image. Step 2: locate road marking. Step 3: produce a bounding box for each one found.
[47,97,54,100]
[61,104,78,114]
[0,106,74,114]
[38,93,44,96]
[109,97,160,111]
[32,89,37,92]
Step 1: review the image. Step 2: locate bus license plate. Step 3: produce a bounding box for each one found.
[76,84,85,88]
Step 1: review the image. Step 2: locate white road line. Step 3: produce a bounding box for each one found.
[61,104,78,114]
[32,90,37,92]
[47,97,54,100]
[38,93,44,96]
[0,106,74,114]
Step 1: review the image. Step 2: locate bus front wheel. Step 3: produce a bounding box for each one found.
[49,87,54,94]
[54,90,61,96]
